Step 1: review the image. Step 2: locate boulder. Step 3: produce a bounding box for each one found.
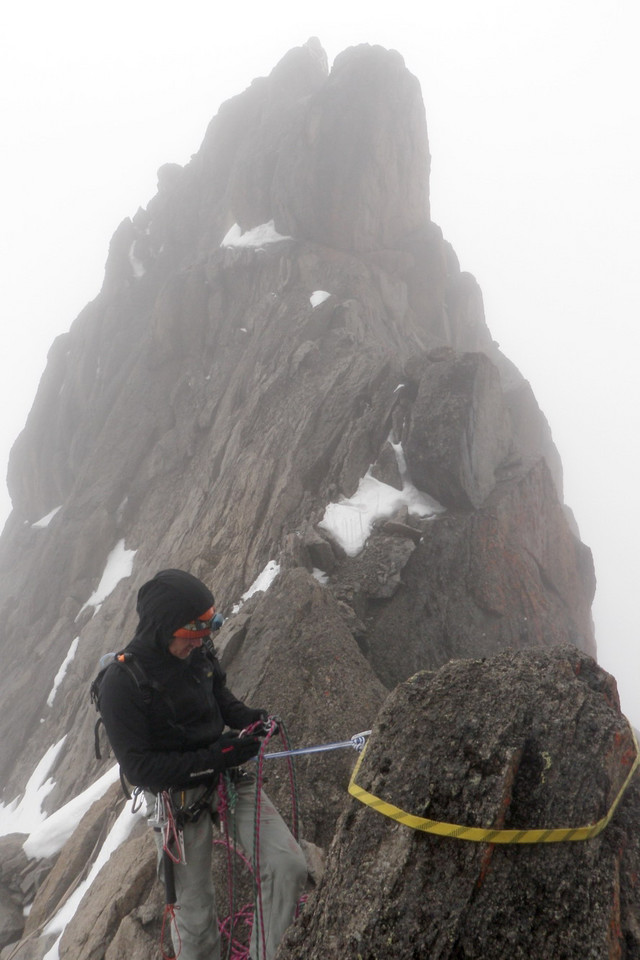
[0,891,23,951]
[404,351,512,509]
[278,646,640,959]
[303,524,338,574]
[363,458,595,688]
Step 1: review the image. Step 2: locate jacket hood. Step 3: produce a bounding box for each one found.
[131,569,215,651]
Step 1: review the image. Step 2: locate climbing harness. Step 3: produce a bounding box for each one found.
[348,726,640,844]
[149,782,221,959]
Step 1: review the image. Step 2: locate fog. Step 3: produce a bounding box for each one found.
[2,1,638,720]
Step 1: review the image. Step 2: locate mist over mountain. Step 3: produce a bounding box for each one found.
[1,39,636,960]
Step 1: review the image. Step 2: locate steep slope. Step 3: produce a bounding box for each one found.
[0,39,601,958]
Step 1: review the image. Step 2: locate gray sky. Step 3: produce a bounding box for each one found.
[2,1,639,721]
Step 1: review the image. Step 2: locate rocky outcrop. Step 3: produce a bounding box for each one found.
[278,647,640,959]
[23,784,125,937]
[359,456,595,689]
[58,826,156,960]
[404,351,513,509]
[271,43,430,251]
[218,567,388,848]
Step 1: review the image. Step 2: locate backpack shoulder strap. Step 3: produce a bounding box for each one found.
[114,652,158,704]
[91,652,157,760]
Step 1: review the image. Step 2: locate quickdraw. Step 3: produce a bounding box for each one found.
[260,730,370,760]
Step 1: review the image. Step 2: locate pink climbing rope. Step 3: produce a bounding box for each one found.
[216,717,301,960]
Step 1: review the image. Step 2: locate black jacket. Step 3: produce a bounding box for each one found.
[98,569,257,792]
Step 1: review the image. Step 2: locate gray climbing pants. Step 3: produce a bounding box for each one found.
[148,776,307,960]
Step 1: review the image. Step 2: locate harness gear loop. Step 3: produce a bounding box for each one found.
[160,902,181,960]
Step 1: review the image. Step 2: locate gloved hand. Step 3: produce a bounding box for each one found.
[234,706,269,730]
[243,708,281,736]
[210,731,261,769]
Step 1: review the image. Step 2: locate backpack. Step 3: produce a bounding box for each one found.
[90,651,161,798]
[90,652,158,758]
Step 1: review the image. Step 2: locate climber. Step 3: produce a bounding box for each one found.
[98,568,307,960]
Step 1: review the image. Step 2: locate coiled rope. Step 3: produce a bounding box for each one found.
[217,716,301,960]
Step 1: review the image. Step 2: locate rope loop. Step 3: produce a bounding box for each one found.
[160,903,181,959]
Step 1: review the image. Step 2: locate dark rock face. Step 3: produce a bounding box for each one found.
[361,457,595,689]
[220,567,388,849]
[0,39,604,960]
[271,44,431,251]
[404,351,512,509]
[0,886,23,952]
[278,647,640,959]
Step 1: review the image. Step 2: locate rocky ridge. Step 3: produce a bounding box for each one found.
[0,39,613,960]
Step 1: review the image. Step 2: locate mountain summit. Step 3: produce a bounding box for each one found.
[0,40,628,960]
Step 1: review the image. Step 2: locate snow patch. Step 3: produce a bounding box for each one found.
[31,506,62,529]
[312,568,329,584]
[24,764,120,859]
[232,560,281,613]
[310,290,331,308]
[77,539,136,618]
[0,737,67,837]
[128,241,145,278]
[318,441,444,557]
[221,221,291,248]
[46,637,80,707]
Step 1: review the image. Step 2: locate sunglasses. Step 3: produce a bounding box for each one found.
[183,614,215,632]
[173,606,216,638]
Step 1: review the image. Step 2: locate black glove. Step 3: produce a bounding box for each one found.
[234,706,269,729]
[244,708,281,735]
[210,731,261,769]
